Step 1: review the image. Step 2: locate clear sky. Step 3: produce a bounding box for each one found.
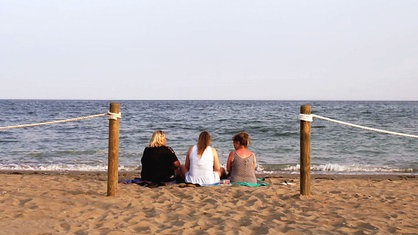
[1,1,417,100]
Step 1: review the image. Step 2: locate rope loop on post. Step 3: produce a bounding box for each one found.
[107,112,122,120]
[299,114,313,122]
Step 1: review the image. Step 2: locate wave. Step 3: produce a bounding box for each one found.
[1,163,414,175]
[280,163,416,174]
[0,140,19,143]
[0,163,138,172]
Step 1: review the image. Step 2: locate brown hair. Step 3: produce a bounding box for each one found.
[232,132,251,147]
[197,131,211,156]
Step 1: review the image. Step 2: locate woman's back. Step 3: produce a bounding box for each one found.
[141,146,178,182]
[229,151,257,183]
[185,145,220,185]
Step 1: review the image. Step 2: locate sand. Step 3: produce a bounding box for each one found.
[0,171,417,235]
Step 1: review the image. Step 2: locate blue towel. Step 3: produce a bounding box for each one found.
[230,178,269,187]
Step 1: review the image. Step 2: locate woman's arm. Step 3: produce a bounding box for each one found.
[185,146,193,171]
[212,147,221,172]
[173,160,181,169]
[253,153,257,170]
[173,160,183,179]
[226,151,234,173]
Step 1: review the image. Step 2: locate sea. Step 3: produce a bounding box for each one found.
[0,100,417,176]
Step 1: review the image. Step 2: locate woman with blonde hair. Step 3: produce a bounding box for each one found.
[184,131,224,186]
[141,130,182,183]
[226,131,257,183]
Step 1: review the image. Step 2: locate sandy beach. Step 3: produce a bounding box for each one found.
[0,171,417,235]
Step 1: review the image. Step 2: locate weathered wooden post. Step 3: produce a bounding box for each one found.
[300,105,311,196]
[107,103,121,196]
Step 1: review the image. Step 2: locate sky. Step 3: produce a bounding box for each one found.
[1,0,417,100]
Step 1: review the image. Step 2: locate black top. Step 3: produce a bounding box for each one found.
[141,146,179,182]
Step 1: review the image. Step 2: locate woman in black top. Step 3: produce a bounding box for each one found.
[141,130,182,182]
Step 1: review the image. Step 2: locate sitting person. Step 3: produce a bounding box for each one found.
[140,130,183,183]
[184,131,224,186]
[226,131,257,183]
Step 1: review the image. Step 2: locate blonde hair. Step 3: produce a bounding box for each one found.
[148,130,166,147]
[197,131,211,156]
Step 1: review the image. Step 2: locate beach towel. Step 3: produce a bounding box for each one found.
[121,177,269,187]
[230,178,269,187]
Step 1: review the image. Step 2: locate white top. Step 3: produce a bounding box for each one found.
[185,145,220,186]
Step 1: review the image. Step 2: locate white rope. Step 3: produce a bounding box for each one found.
[0,113,108,131]
[305,114,418,139]
[107,112,122,120]
[299,114,313,122]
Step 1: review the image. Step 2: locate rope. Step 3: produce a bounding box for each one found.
[299,114,313,122]
[300,114,418,139]
[0,112,113,131]
[108,112,122,120]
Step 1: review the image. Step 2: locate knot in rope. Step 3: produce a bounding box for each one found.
[107,112,122,120]
[299,114,313,122]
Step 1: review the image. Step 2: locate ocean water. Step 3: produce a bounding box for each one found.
[0,100,417,175]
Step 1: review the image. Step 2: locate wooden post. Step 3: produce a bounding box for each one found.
[300,105,311,196]
[107,103,120,196]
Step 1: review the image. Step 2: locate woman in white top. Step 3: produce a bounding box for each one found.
[184,131,223,186]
